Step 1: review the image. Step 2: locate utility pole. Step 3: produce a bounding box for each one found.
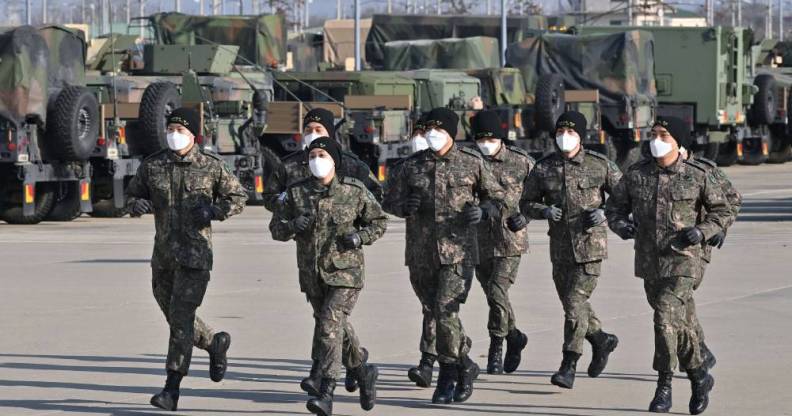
[126,0,131,22]
[305,0,311,28]
[42,0,47,23]
[175,0,180,12]
[354,0,361,70]
[387,0,392,13]
[768,0,773,39]
[487,0,492,15]
[26,0,31,24]
[436,0,441,15]
[780,0,784,40]
[501,0,507,67]
[627,0,633,25]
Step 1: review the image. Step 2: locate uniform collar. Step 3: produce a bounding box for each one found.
[168,144,200,164]
[490,143,507,162]
[310,175,340,196]
[431,143,459,161]
[654,154,684,174]
[561,147,585,165]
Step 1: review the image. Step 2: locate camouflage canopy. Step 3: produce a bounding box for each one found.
[382,36,500,71]
[37,25,87,90]
[365,14,546,69]
[0,26,49,126]
[506,30,656,104]
[149,12,287,67]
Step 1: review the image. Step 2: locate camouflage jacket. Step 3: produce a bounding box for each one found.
[605,156,731,279]
[520,149,622,264]
[476,145,535,259]
[126,146,247,271]
[263,149,383,211]
[382,145,505,266]
[269,176,387,294]
[691,157,742,262]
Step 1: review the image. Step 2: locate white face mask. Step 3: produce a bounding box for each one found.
[308,157,334,179]
[477,141,501,156]
[303,132,323,149]
[650,138,674,158]
[555,132,579,153]
[411,134,429,153]
[426,129,449,152]
[166,131,192,151]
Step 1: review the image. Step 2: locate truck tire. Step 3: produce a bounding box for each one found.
[0,182,56,225]
[45,86,100,161]
[136,82,181,156]
[750,74,777,126]
[535,74,565,133]
[46,182,82,222]
[90,198,129,218]
[694,142,720,161]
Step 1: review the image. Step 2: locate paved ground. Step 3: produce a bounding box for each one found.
[1,163,791,416]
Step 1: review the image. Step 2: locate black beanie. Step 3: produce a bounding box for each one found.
[426,107,459,139]
[653,116,691,150]
[167,107,201,137]
[307,137,342,170]
[470,110,505,140]
[304,108,335,139]
[555,111,587,140]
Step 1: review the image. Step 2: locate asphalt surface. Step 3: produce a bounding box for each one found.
[1,163,791,416]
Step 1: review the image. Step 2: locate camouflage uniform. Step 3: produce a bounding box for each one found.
[263,150,383,212]
[606,156,731,372]
[270,176,387,379]
[126,146,247,375]
[475,145,534,338]
[520,149,621,355]
[383,145,504,364]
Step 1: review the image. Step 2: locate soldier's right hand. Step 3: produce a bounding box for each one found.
[707,231,726,249]
[612,220,636,240]
[506,213,528,232]
[404,193,422,216]
[292,214,314,234]
[131,199,153,217]
[542,205,563,222]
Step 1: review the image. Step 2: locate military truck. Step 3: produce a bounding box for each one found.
[749,38,792,164]
[0,26,99,224]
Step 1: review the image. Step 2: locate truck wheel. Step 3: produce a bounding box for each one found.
[694,142,720,161]
[750,74,777,126]
[716,141,738,166]
[136,82,181,156]
[535,74,565,133]
[0,182,56,225]
[46,86,100,161]
[90,198,129,217]
[767,129,791,163]
[46,182,82,221]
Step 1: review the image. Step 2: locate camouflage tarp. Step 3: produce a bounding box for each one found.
[37,25,87,90]
[382,36,500,71]
[0,26,49,126]
[150,12,287,67]
[365,14,546,69]
[323,19,372,66]
[287,31,323,72]
[506,30,656,104]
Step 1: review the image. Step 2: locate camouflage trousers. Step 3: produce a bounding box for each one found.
[644,276,703,372]
[152,267,214,375]
[475,256,521,338]
[552,261,603,354]
[408,264,438,357]
[686,260,710,344]
[307,286,365,379]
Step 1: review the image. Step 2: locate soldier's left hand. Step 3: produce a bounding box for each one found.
[680,226,704,246]
[507,213,528,232]
[192,204,215,227]
[707,231,726,248]
[463,203,484,224]
[340,233,362,250]
[582,208,606,229]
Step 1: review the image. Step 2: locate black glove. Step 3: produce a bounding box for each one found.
[292,213,313,234]
[131,199,153,216]
[506,213,528,232]
[612,220,636,240]
[542,205,563,222]
[404,193,422,216]
[708,231,726,249]
[463,203,484,224]
[340,232,363,250]
[679,226,704,247]
[582,208,606,229]
[192,204,215,227]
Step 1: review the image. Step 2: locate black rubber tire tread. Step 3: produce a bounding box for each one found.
[751,74,777,126]
[137,82,181,156]
[0,183,56,225]
[46,182,82,222]
[46,86,100,161]
[694,142,720,162]
[535,74,566,133]
[89,198,129,218]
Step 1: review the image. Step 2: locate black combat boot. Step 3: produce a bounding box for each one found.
[306,378,336,416]
[301,359,321,396]
[150,370,182,411]
[688,367,714,415]
[649,371,673,413]
[487,336,504,375]
[700,342,717,370]
[550,351,580,389]
[453,356,479,403]
[408,353,436,388]
[353,362,378,411]
[345,347,368,393]
[208,332,231,382]
[431,362,457,404]
[503,329,528,373]
[585,330,619,377]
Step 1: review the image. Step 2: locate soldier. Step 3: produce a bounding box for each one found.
[383,107,504,404]
[606,117,732,414]
[126,107,247,411]
[262,108,383,212]
[518,111,621,389]
[470,110,533,375]
[270,138,387,416]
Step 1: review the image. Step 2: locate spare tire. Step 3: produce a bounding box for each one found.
[750,74,777,126]
[45,86,100,161]
[535,74,566,133]
[136,81,181,156]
